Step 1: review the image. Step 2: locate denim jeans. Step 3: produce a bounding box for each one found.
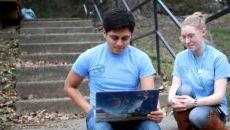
[176,84,226,129]
[86,108,161,130]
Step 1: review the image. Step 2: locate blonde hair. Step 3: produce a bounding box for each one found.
[182,12,215,45]
[182,12,207,29]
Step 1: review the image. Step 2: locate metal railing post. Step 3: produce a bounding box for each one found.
[153,0,161,75]
[92,0,103,23]
[121,0,131,11]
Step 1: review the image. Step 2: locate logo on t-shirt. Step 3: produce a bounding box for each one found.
[90,64,105,75]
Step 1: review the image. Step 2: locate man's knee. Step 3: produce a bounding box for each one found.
[138,120,161,130]
[96,122,112,130]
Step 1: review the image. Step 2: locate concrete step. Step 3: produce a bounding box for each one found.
[11,118,87,130]
[0,32,18,39]
[16,65,71,82]
[19,33,103,43]
[20,52,81,63]
[15,97,81,114]
[20,26,96,34]
[19,42,100,54]
[10,116,230,130]
[29,18,83,21]
[16,80,89,99]
[15,93,168,114]
[21,20,93,28]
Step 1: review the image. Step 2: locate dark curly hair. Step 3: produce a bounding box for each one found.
[102,8,135,33]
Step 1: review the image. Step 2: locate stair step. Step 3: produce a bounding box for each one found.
[19,33,103,43]
[11,118,87,130]
[20,26,96,34]
[20,53,80,63]
[0,32,18,39]
[16,80,89,99]
[15,97,81,113]
[31,18,83,21]
[15,93,168,113]
[21,20,92,28]
[19,42,100,54]
[17,65,71,82]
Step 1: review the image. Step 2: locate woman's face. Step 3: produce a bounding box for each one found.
[180,25,206,53]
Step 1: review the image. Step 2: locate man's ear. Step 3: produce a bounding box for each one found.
[103,30,107,39]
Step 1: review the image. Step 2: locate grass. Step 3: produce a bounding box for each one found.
[209,26,230,57]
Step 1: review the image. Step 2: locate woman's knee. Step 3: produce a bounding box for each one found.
[138,120,161,130]
[189,106,211,128]
[176,84,194,97]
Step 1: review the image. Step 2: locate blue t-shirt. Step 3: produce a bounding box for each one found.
[173,44,230,115]
[72,43,156,106]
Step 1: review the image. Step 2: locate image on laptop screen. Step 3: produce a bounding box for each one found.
[96,89,159,122]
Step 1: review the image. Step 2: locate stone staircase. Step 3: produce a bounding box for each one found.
[15,18,103,113]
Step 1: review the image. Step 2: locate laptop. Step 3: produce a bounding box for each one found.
[96,89,159,122]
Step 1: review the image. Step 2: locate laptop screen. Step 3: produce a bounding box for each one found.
[96,89,159,122]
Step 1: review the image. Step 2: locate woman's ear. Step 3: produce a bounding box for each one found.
[201,27,207,36]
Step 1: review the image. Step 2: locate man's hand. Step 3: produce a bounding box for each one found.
[147,108,163,123]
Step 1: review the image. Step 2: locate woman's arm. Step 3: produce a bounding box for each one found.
[64,70,91,113]
[168,76,181,104]
[195,78,227,106]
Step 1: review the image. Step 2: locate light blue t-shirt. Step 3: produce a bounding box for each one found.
[72,43,156,106]
[173,44,230,115]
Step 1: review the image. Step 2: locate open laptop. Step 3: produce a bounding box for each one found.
[96,89,159,122]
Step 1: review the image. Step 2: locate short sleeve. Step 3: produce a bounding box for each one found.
[139,53,156,78]
[173,55,180,77]
[214,55,230,80]
[71,51,90,77]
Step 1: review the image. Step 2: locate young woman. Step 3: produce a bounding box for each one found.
[168,12,230,130]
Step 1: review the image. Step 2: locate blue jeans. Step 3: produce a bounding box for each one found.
[86,108,161,130]
[176,85,226,129]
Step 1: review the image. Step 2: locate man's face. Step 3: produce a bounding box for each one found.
[103,28,132,54]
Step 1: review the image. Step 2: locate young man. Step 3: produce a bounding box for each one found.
[64,8,163,130]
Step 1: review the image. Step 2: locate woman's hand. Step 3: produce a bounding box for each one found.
[169,95,195,111]
[169,96,186,111]
[178,95,196,109]
[169,96,195,111]
[147,108,164,123]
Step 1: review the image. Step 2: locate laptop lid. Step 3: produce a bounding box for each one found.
[96,89,159,122]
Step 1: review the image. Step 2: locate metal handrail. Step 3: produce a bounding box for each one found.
[121,0,131,11]
[131,0,152,12]
[156,31,176,58]
[131,30,155,42]
[93,0,103,23]
[157,0,181,29]
[206,7,230,24]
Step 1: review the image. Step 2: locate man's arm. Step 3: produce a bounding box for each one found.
[140,75,160,108]
[140,75,163,123]
[64,69,91,113]
[140,75,155,90]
